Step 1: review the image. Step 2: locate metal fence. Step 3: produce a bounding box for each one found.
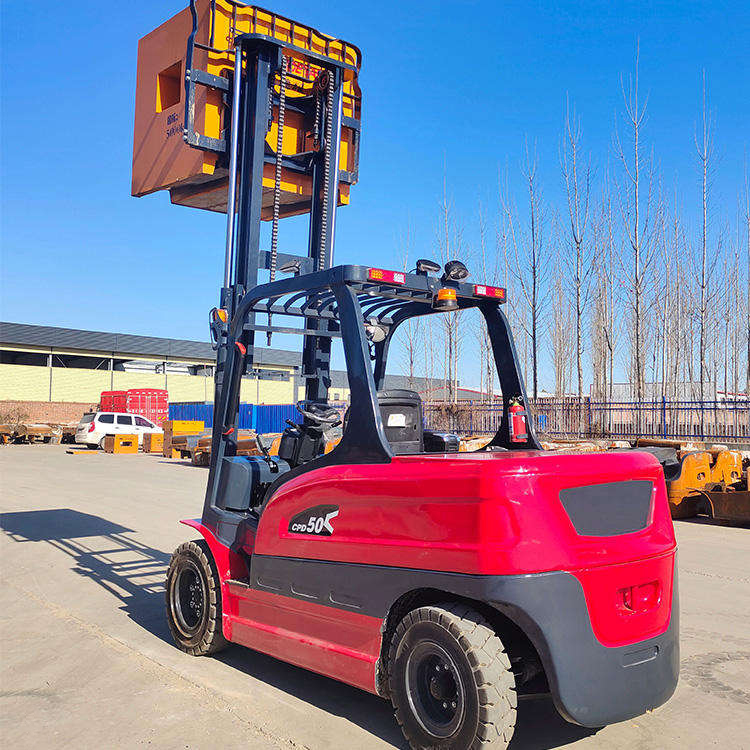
[423,398,750,443]
[171,398,748,443]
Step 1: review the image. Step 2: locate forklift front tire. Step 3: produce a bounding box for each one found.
[388,603,517,749]
[165,539,228,656]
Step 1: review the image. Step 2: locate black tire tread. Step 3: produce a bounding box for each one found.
[387,602,517,749]
[165,539,228,656]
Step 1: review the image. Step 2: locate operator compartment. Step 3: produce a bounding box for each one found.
[278,403,342,466]
[132,0,361,215]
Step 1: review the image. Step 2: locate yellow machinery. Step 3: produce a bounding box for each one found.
[132,0,361,216]
[696,450,750,524]
[665,451,712,519]
[142,433,164,453]
[665,448,749,523]
[710,449,743,484]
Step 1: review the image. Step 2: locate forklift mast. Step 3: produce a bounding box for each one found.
[132,0,362,408]
[192,3,361,409]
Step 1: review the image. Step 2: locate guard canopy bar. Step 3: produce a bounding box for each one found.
[233,265,507,337]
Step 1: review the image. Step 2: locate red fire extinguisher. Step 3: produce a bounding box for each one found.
[509,397,528,443]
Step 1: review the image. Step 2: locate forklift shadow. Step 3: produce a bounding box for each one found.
[0,508,598,749]
[0,508,173,642]
[216,644,597,749]
[510,697,600,748]
[216,646,409,747]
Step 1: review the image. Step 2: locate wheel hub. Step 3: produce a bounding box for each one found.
[172,562,206,636]
[405,641,465,739]
[187,579,203,619]
[428,665,455,701]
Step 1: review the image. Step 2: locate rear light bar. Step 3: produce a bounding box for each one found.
[368,268,405,285]
[474,284,506,301]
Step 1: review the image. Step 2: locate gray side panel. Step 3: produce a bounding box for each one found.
[486,564,679,727]
[248,554,679,727]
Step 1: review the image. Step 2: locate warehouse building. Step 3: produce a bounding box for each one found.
[0,322,434,414]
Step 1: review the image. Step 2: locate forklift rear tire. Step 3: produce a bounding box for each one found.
[165,539,228,656]
[388,603,517,749]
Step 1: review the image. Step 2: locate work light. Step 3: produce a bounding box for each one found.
[441,260,469,282]
[416,258,441,275]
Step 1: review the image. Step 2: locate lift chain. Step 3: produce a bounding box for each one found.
[268,55,288,345]
[318,69,334,271]
[313,86,322,150]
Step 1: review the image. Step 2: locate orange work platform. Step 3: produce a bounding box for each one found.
[132,0,362,216]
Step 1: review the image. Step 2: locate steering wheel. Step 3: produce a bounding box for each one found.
[295,401,341,426]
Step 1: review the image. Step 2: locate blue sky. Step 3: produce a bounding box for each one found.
[1,1,748,386]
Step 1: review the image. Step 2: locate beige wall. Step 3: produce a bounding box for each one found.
[0,361,296,405]
[51,368,112,402]
[0,364,50,401]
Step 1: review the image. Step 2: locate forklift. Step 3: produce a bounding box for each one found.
[132,4,679,748]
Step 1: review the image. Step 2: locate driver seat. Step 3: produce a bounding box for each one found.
[343,390,424,455]
[278,402,340,466]
[376,390,424,454]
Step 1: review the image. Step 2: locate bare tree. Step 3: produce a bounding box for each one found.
[695,70,716,406]
[501,140,549,400]
[550,262,574,396]
[436,167,465,402]
[744,155,750,393]
[398,218,421,389]
[613,45,658,418]
[476,201,501,401]
[561,98,593,405]
[559,100,595,432]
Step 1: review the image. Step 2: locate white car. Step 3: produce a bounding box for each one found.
[75,411,163,449]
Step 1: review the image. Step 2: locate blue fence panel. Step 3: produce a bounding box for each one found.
[169,402,297,434]
[169,402,214,427]
[255,404,297,433]
[237,404,255,430]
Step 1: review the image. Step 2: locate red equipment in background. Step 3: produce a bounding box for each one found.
[100,390,127,413]
[99,388,168,425]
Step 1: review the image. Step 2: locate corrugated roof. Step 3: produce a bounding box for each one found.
[0,321,299,367]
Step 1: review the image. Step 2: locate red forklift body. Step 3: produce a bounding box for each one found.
[184,447,678,727]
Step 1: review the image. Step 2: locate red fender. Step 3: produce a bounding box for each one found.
[179,518,248,640]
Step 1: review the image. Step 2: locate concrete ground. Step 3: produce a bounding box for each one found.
[1,444,748,750]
